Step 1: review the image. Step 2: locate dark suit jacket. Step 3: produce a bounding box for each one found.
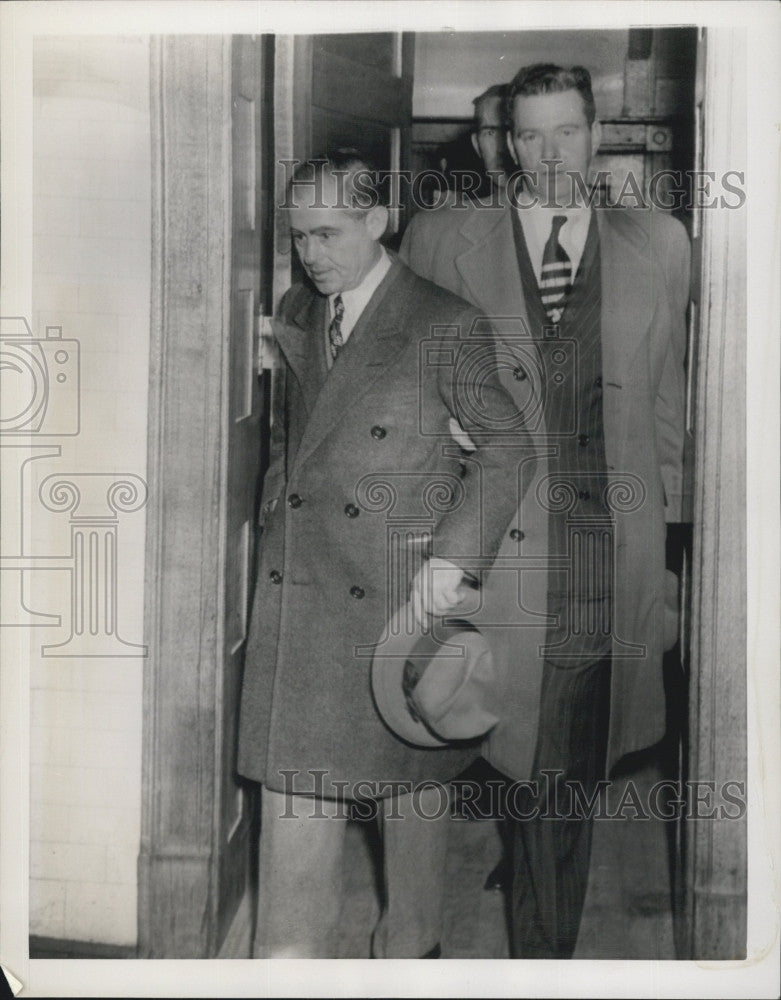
[237,256,534,797]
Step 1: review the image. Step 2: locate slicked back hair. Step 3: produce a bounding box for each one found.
[288,148,384,214]
[472,83,509,127]
[506,63,597,126]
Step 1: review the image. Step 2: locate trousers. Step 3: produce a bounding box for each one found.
[511,656,611,958]
[254,783,451,958]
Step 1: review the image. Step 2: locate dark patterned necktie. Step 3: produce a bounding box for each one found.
[539,215,572,325]
[328,294,345,361]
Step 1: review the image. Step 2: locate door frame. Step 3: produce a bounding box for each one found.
[682,26,747,960]
[136,27,749,961]
[139,34,248,958]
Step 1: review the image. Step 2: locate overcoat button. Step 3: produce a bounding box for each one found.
[371,425,387,440]
[287,493,302,508]
[594,376,603,388]
[578,489,591,501]
[344,503,359,518]
[512,366,527,381]
[509,528,524,541]
[269,570,282,584]
[578,434,590,446]
[350,585,365,599]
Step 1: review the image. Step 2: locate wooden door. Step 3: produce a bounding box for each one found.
[291,33,415,244]
[139,34,269,958]
[215,33,266,951]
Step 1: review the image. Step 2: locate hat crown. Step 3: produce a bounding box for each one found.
[372,605,499,747]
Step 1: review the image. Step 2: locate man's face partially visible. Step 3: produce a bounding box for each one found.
[473,96,508,179]
[287,174,385,296]
[508,89,601,205]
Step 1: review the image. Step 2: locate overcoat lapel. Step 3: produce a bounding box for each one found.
[596,209,653,469]
[289,260,415,471]
[454,207,531,340]
[273,292,328,415]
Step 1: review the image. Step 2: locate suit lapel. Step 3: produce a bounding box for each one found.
[290,259,414,471]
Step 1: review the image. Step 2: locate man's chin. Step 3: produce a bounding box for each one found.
[542,180,579,209]
[518,174,583,208]
[309,274,336,294]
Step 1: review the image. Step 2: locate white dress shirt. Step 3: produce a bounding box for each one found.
[515,203,592,285]
[327,247,392,343]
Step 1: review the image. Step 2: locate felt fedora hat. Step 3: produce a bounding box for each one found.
[371,603,499,748]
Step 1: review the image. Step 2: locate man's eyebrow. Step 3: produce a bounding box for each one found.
[517,123,581,132]
[291,225,342,236]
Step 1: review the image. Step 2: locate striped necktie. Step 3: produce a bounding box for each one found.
[328,293,345,361]
[539,215,572,325]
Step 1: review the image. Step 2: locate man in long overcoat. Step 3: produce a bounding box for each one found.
[400,63,690,957]
[237,151,532,958]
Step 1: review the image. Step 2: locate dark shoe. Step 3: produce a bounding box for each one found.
[483,857,509,892]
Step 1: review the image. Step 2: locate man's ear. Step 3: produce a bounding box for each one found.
[506,129,519,165]
[471,131,480,158]
[365,204,389,241]
[590,119,602,155]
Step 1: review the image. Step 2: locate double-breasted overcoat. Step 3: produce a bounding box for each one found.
[237,257,534,797]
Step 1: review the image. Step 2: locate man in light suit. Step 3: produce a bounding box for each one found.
[237,150,532,958]
[400,63,689,957]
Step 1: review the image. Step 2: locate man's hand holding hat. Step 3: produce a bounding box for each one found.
[371,601,499,748]
[410,557,475,625]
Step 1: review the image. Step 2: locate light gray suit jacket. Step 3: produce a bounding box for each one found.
[401,200,689,779]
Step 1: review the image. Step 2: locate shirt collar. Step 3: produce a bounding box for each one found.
[514,195,592,283]
[329,247,392,329]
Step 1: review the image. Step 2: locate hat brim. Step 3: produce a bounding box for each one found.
[371,604,487,748]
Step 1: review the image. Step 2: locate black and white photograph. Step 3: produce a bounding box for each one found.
[0,1,778,997]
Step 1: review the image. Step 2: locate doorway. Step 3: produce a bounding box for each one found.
[139,27,745,960]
